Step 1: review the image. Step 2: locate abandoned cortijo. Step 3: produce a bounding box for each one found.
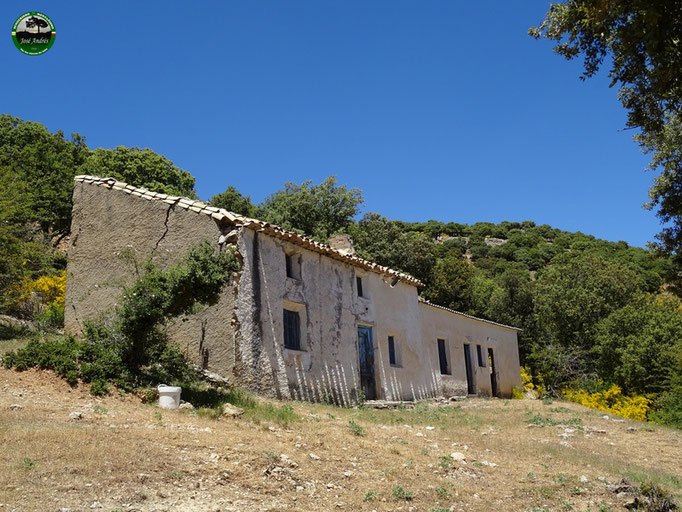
[65,176,522,404]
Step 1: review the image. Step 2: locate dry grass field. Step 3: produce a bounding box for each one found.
[1,366,681,512]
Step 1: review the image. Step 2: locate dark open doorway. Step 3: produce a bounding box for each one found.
[357,325,376,400]
[488,347,498,397]
[463,344,475,395]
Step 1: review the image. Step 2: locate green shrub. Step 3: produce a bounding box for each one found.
[3,242,238,396]
[89,379,109,396]
[649,387,682,428]
[64,369,79,387]
[33,302,64,330]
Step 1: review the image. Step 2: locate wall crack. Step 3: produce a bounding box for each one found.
[152,204,174,253]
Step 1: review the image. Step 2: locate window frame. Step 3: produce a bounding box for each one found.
[356,276,364,297]
[285,253,293,278]
[283,308,301,351]
[437,338,450,375]
[285,252,301,280]
[388,335,397,367]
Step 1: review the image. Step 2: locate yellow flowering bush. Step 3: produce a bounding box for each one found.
[31,271,66,306]
[562,383,651,421]
[7,270,66,317]
[516,366,548,398]
[521,366,534,390]
[512,366,547,399]
[511,387,525,399]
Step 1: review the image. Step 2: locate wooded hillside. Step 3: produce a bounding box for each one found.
[1,114,680,427]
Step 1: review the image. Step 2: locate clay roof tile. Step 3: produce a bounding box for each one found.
[74,176,424,287]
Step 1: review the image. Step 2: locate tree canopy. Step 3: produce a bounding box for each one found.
[80,146,196,198]
[258,176,363,242]
[0,116,199,314]
[531,1,682,276]
[0,114,88,235]
[209,185,257,217]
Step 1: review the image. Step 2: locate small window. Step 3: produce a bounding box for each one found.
[356,276,364,297]
[283,309,300,350]
[388,336,397,366]
[437,338,449,375]
[285,254,293,278]
[285,253,301,280]
[477,344,485,367]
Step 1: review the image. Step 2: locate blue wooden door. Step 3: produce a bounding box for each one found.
[357,326,377,400]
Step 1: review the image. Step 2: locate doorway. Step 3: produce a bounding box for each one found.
[463,344,475,395]
[357,325,377,400]
[488,347,498,397]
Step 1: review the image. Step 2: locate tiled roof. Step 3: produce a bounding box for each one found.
[418,299,521,331]
[74,175,424,287]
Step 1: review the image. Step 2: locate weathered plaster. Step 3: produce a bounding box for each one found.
[419,303,522,398]
[66,180,522,404]
[64,183,237,379]
[234,228,442,403]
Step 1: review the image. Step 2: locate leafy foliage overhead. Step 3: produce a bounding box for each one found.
[530,1,681,135]
[530,1,682,277]
[0,115,197,239]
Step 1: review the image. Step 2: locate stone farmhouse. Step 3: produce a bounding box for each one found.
[65,176,522,404]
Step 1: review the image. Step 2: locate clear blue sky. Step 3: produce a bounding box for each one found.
[2,2,660,247]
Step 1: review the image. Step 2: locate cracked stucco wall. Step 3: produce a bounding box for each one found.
[64,183,237,380]
[234,228,441,403]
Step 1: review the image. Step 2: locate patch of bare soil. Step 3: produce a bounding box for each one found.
[0,368,680,512]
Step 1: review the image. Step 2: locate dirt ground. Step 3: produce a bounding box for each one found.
[0,367,680,512]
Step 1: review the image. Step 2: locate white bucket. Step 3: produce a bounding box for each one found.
[157,384,182,409]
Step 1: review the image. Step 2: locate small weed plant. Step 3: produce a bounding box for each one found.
[348,419,365,436]
[363,490,379,502]
[435,482,454,498]
[438,455,454,469]
[392,486,413,501]
[639,482,678,511]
